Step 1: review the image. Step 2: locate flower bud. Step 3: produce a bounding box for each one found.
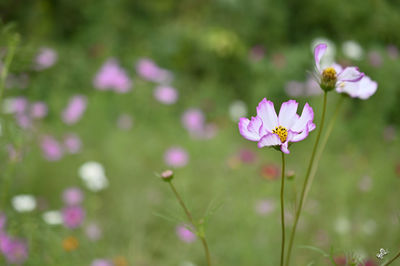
[160,169,174,182]
[320,67,337,91]
[286,170,296,180]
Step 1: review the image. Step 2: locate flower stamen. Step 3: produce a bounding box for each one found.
[272,126,288,143]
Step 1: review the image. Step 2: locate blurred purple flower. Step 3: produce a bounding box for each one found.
[181,108,205,133]
[41,135,63,161]
[135,58,173,84]
[63,134,82,154]
[249,45,265,62]
[62,95,87,125]
[387,45,399,59]
[15,114,32,129]
[91,259,113,266]
[284,81,304,97]
[62,187,84,206]
[176,224,196,243]
[153,86,178,105]
[368,51,382,67]
[93,58,132,93]
[7,97,28,114]
[30,101,48,119]
[35,47,58,70]
[116,114,133,130]
[239,148,257,164]
[254,199,275,216]
[0,234,29,265]
[164,147,189,168]
[85,223,102,241]
[62,206,85,229]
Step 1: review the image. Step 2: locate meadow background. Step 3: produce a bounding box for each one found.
[0,0,400,265]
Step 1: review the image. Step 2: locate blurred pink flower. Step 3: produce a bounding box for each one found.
[164,147,189,168]
[62,187,84,206]
[63,134,82,154]
[254,199,275,216]
[153,86,178,105]
[368,51,382,67]
[30,101,48,119]
[0,234,29,265]
[239,148,257,164]
[62,206,85,229]
[85,223,102,241]
[8,97,28,114]
[249,45,265,62]
[62,95,87,125]
[182,108,205,133]
[15,114,32,129]
[91,259,113,266]
[135,58,173,84]
[387,45,399,59]
[35,47,58,70]
[117,114,133,130]
[176,224,196,243]
[41,135,63,161]
[93,58,132,93]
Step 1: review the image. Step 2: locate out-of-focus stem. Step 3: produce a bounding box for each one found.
[285,91,328,266]
[303,95,345,202]
[280,152,286,266]
[168,181,212,266]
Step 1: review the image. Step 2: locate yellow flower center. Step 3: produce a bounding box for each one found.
[272,126,288,143]
[322,67,337,82]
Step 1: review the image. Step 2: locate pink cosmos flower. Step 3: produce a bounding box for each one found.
[314,43,364,91]
[238,98,315,154]
[135,58,173,84]
[62,206,85,229]
[93,59,132,93]
[176,224,196,243]
[15,114,32,129]
[182,108,205,133]
[164,147,189,168]
[35,47,57,70]
[153,86,178,105]
[0,234,29,265]
[30,101,48,119]
[62,95,87,125]
[62,187,84,206]
[85,223,102,241]
[91,259,113,266]
[41,135,63,161]
[8,97,28,114]
[63,134,82,154]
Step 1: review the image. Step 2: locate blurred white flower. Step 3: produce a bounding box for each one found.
[42,210,62,225]
[334,216,350,235]
[311,38,336,68]
[180,261,196,266]
[342,41,363,60]
[229,100,247,122]
[361,219,377,235]
[79,161,109,191]
[11,194,36,212]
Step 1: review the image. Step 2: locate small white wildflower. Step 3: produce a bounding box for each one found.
[11,194,36,212]
[342,41,363,60]
[79,161,109,191]
[376,248,388,260]
[229,100,247,122]
[42,210,62,225]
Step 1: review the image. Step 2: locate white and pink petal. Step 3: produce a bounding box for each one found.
[238,116,263,141]
[256,98,278,132]
[314,43,327,72]
[290,103,314,132]
[337,67,364,82]
[278,100,298,129]
[257,133,281,148]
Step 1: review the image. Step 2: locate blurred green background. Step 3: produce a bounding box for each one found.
[0,0,399,265]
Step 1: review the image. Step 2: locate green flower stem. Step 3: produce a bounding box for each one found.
[383,249,400,266]
[303,95,345,203]
[0,34,19,103]
[285,91,328,266]
[280,152,286,266]
[168,181,212,266]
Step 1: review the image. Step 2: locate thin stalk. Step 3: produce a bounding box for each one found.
[280,152,286,266]
[285,92,328,266]
[383,249,400,266]
[303,95,345,202]
[168,181,212,266]
[0,34,19,103]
